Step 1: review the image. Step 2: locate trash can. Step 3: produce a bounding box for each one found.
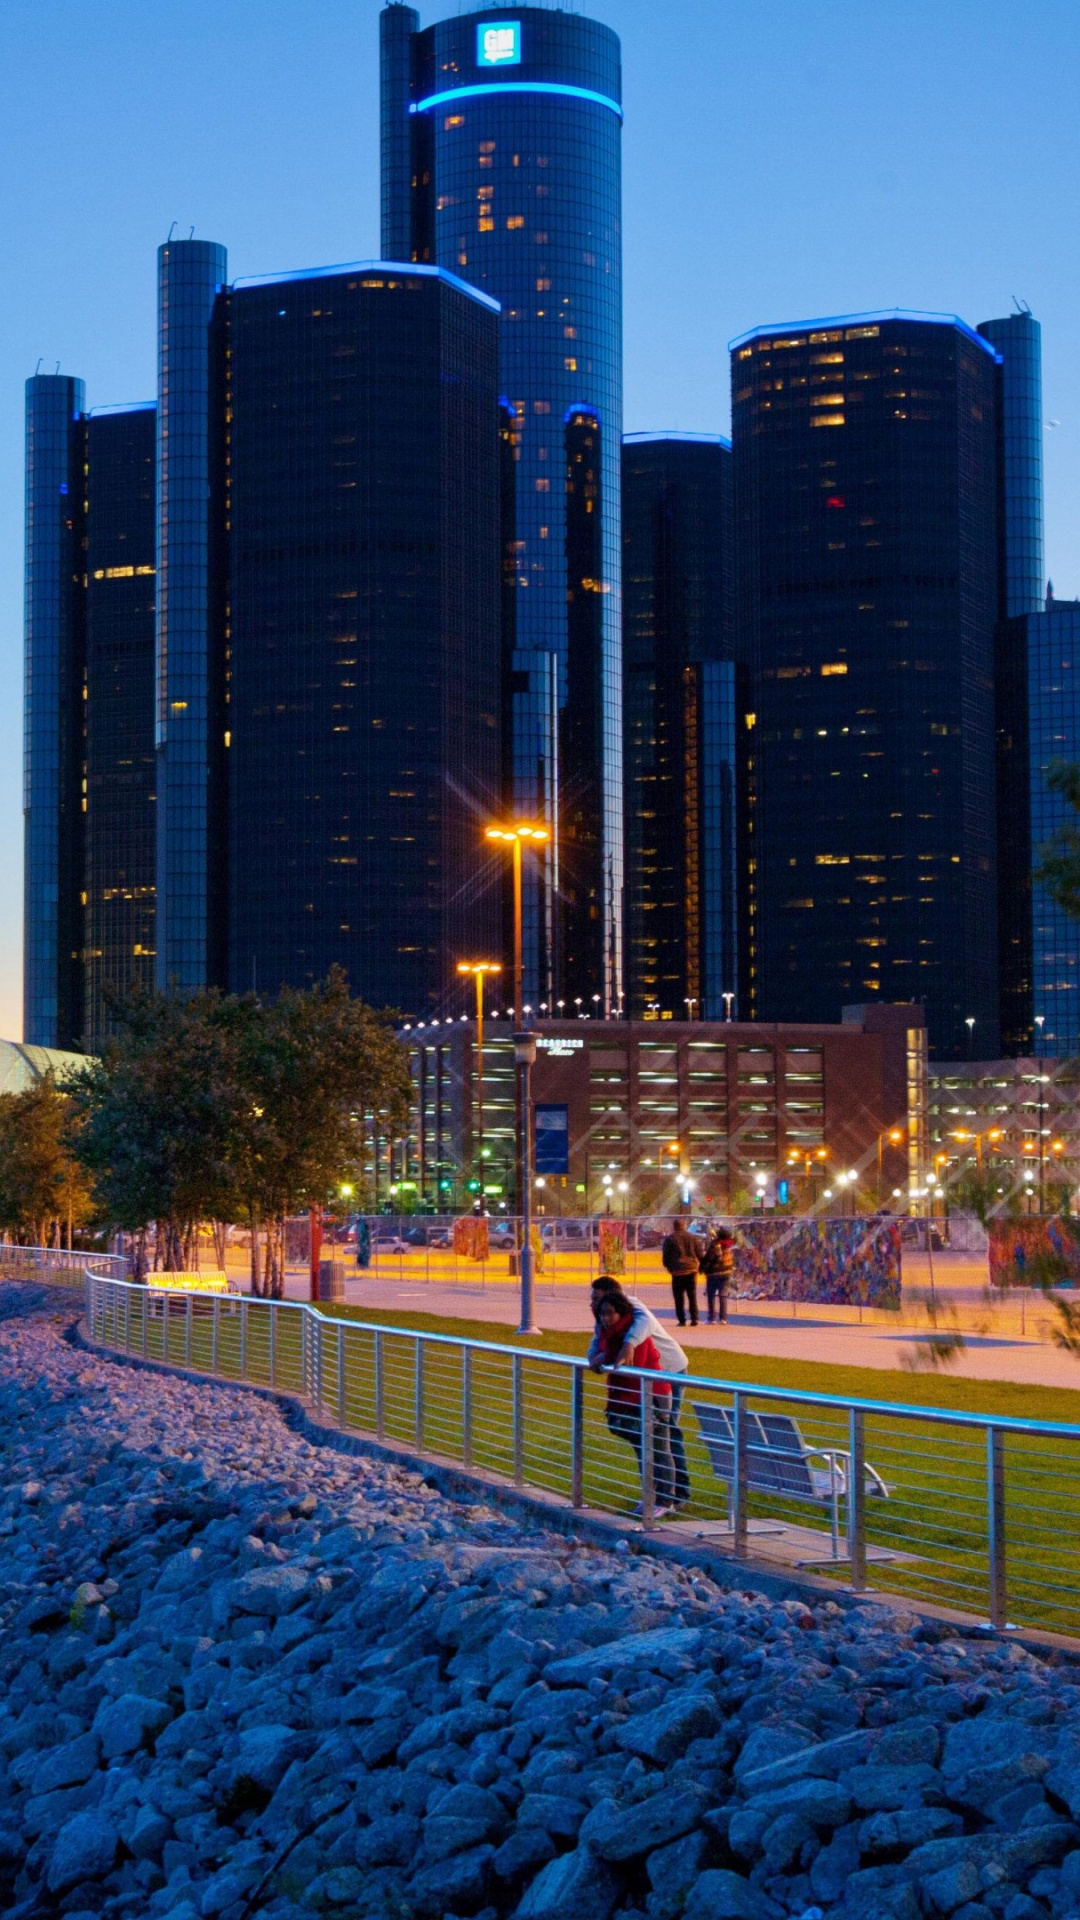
[318,1258,345,1303]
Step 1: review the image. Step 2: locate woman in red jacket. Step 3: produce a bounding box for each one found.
[596,1290,677,1514]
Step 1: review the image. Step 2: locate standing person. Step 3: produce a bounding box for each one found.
[588,1275,690,1505]
[662,1219,701,1327]
[594,1290,676,1515]
[702,1222,736,1324]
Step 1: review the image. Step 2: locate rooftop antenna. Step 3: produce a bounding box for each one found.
[189,226,195,239]
[34,357,43,376]
[1012,295,1032,316]
[167,220,178,242]
[54,362,60,375]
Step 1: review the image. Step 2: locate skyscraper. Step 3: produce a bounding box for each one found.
[732,311,1000,1058]
[224,262,503,1013]
[1024,592,1080,1056]
[84,405,157,1048]
[622,434,740,1021]
[380,2,624,1009]
[155,237,229,995]
[24,374,85,1049]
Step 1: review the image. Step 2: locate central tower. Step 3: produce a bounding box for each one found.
[381,2,624,1010]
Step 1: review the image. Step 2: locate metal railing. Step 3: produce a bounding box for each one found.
[81,1268,1080,1641]
[0,1246,128,1287]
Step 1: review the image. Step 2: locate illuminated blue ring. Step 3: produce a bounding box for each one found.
[412,81,623,120]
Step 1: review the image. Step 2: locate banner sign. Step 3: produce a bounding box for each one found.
[534,1103,570,1175]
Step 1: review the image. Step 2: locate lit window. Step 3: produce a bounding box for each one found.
[821,663,848,676]
[444,115,464,129]
[507,216,525,230]
[811,414,845,428]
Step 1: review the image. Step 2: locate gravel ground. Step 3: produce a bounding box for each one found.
[1,1281,1080,1920]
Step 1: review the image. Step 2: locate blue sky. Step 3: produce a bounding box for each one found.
[1,0,1077,1039]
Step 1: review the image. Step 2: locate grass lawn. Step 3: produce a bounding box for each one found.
[88,1286,1080,1641]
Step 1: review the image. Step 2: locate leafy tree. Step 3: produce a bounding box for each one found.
[0,1078,95,1248]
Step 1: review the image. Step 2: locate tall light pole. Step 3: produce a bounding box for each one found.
[513,1029,540,1333]
[485,822,549,1025]
[457,961,502,1194]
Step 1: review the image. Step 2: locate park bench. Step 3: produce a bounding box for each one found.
[146,1272,237,1317]
[692,1401,889,1562]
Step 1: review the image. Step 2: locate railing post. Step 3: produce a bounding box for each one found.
[142,1284,148,1359]
[124,1286,131,1355]
[640,1377,656,1525]
[987,1426,1007,1631]
[212,1296,220,1374]
[240,1298,248,1380]
[462,1346,473,1467]
[414,1337,424,1445]
[732,1391,749,1558]
[337,1326,346,1424]
[269,1303,276,1388]
[513,1355,524,1487]
[375,1330,385,1438]
[163,1290,169,1363]
[571,1365,585,1508]
[848,1406,867,1592]
[186,1292,193,1365]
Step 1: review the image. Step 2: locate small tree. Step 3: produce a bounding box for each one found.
[0,1079,95,1248]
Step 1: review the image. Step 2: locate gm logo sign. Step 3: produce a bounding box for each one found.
[478,21,521,66]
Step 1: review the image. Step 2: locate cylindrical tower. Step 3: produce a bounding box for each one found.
[155,237,228,993]
[383,5,624,1008]
[978,310,1044,618]
[24,373,86,1048]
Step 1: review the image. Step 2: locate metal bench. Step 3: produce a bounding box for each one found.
[692,1401,889,1561]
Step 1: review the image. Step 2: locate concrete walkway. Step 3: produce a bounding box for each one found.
[255,1250,1080,1394]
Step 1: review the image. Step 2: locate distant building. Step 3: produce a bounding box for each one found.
[23,378,156,1051]
[732,311,1000,1058]
[622,434,739,1022]
[224,262,503,1012]
[928,1053,1080,1209]
[402,1002,926,1213]
[381,3,625,1008]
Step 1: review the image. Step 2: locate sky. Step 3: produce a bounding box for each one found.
[0,0,1077,1041]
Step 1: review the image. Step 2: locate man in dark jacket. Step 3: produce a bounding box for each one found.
[702,1223,735,1323]
[661,1220,701,1327]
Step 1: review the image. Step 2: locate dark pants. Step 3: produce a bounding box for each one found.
[671,1272,699,1326]
[607,1399,676,1506]
[705,1275,728,1322]
[669,1377,690,1503]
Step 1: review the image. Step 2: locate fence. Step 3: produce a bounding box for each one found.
[0,1245,127,1287]
[82,1267,1080,1641]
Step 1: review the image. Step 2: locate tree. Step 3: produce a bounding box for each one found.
[0,1078,95,1248]
[1034,760,1080,919]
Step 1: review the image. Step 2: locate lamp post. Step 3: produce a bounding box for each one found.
[457,960,502,1189]
[965,1016,976,1059]
[513,1029,540,1333]
[485,822,550,1023]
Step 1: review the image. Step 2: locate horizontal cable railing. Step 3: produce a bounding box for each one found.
[81,1268,1080,1642]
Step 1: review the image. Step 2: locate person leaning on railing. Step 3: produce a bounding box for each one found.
[594,1288,677,1517]
[587,1274,690,1506]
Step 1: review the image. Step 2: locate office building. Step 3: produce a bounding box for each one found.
[732,311,1000,1059]
[929,1052,1080,1210]
[622,434,739,1022]
[403,1001,926,1213]
[380,3,625,1009]
[84,406,158,1047]
[224,262,502,1012]
[24,381,157,1053]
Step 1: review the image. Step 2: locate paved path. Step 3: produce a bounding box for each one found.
[252,1251,1080,1394]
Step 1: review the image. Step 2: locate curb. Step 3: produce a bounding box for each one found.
[73,1315,1080,1659]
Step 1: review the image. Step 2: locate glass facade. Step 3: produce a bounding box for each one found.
[155,238,229,994]
[1026,600,1080,1056]
[84,407,157,1049]
[732,313,1000,1058]
[24,374,85,1049]
[381,4,624,1010]
[622,435,739,1020]
[978,311,1044,619]
[224,265,502,1014]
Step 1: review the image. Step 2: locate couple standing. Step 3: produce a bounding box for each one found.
[662,1219,735,1327]
[587,1274,689,1517]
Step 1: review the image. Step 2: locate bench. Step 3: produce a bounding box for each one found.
[147,1271,232,1294]
[692,1402,889,1561]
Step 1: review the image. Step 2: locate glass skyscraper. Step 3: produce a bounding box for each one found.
[155,238,229,995]
[84,406,158,1048]
[1025,596,1080,1056]
[24,374,85,1049]
[978,310,1044,621]
[223,263,502,1013]
[380,2,624,1010]
[732,312,1000,1058]
[622,434,740,1021]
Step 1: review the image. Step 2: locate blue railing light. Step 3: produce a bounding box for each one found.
[412,80,623,120]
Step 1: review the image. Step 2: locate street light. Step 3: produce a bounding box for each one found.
[965,1016,976,1059]
[722,992,735,1022]
[485,823,550,1021]
[513,1029,540,1333]
[457,961,502,1190]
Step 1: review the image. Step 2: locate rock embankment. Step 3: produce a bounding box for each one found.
[0,1284,1079,1920]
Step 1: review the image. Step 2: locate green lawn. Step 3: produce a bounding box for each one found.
[87,1287,1080,1641]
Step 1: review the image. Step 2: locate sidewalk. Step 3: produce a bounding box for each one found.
[259,1251,1080,1393]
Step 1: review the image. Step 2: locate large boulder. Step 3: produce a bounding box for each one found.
[47,1810,121,1893]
